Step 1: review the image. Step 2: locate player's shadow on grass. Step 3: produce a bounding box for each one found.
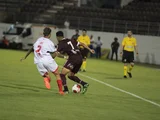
[0,84,40,92]
[10,83,52,91]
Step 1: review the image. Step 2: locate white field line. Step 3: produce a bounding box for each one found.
[78,73,160,108]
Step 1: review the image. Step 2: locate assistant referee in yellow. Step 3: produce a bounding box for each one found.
[77,29,90,72]
[120,31,138,78]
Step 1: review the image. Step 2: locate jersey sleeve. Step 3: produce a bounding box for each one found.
[87,36,90,46]
[57,43,63,52]
[48,41,56,53]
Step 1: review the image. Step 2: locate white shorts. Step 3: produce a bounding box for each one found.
[36,60,58,76]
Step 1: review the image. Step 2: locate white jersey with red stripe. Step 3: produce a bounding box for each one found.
[33,37,56,64]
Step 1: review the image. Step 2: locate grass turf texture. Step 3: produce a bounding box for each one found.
[0,49,160,120]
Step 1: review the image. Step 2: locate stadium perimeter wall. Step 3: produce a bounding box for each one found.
[62,28,160,65]
[0,23,160,65]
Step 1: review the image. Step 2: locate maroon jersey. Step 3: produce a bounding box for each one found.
[57,38,82,60]
[57,38,83,73]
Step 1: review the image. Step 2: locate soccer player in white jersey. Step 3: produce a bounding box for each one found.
[21,27,64,95]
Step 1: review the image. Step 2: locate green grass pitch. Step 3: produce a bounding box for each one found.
[0,49,160,120]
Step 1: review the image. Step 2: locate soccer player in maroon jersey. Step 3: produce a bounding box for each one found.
[54,31,95,94]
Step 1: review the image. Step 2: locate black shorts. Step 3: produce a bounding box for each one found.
[80,48,89,59]
[122,50,134,63]
[64,56,83,74]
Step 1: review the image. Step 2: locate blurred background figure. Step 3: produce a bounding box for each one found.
[64,20,70,29]
[95,36,102,58]
[89,35,95,58]
[71,29,79,41]
[2,36,9,48]
[78,29,90,72]
[111,37,120,61]
[64,20,70,38]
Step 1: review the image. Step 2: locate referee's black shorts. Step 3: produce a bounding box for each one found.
[80,48,89,59]
[122,50,134,63]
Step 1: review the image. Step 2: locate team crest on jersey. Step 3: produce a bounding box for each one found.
[67,63,74,70]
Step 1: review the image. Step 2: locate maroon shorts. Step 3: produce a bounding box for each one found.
[64,57,83,74]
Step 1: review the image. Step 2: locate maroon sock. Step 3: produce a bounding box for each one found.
[68,76,87,86]
[60,74,69,91]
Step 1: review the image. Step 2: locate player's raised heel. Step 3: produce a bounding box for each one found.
[127,72,132,78]
[44,79,51,89]
[82,83,89,94]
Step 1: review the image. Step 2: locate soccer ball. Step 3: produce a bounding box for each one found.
[72,84,81,93]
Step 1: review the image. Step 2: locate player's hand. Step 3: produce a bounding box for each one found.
[90,49,95,54]
[136,52,139,56]
[20,57,25,62]
[64,56,68,60]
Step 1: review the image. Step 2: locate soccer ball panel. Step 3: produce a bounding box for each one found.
[72,84,81,93]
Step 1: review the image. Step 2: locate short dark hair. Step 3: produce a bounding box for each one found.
[114,37,118,41]
[127,30,132,33]
[43,27,51,36]
[82,29,87,32]
[56,31,64,37]
[76,29,79,32]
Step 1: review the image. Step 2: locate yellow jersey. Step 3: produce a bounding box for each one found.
[122,36,137,52]
[77,35,90,48]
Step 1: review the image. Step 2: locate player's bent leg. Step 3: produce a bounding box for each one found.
[60,67,70,93]
[127,62,134,78]
[68,72,89,94]
[52,68,64,95]
[82,58,87,72]
[123,63,128,78]
[36,62,51,89]
[43,72,51,90]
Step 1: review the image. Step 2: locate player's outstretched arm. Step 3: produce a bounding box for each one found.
[56,52,68,59]
[134,46,138,56]
[48,51,57,59]
[20,47,33,62]
[49,51,68,59]
[79,42,95,54]
[120,45,124,57]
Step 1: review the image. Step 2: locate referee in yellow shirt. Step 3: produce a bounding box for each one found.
[77,29,90,72]
[120,31,138,78]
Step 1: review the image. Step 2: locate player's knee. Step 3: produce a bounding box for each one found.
[83,57,87,61]
[131,63,134,67]
[53,71,59,76]
[124,63,128,66]
[52,68,59,75]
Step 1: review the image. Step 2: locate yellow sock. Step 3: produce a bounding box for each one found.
[124,66,127,76]
[128,65,133,73]
[82,61,87,70]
